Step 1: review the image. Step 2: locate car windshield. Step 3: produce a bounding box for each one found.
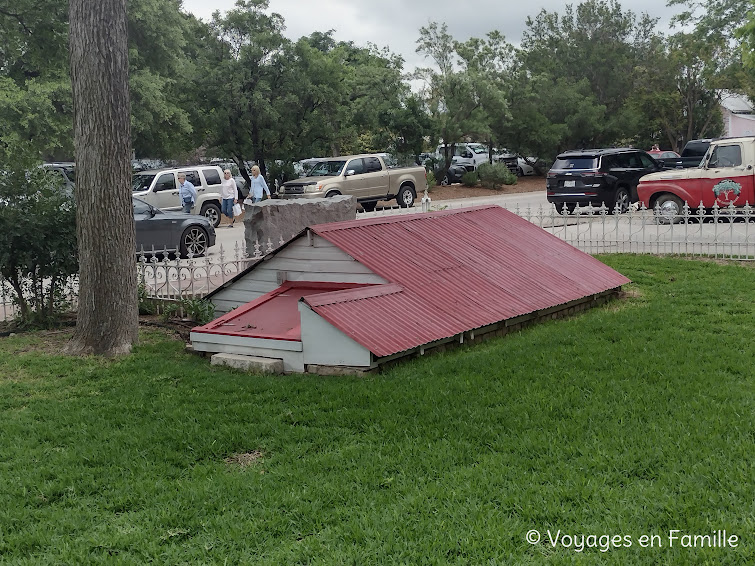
[468,144,487,154]
[306,161,346,177]
[552,157,599,170]
[132,173,156,191]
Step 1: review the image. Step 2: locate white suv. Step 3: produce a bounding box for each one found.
[132,165,224,227]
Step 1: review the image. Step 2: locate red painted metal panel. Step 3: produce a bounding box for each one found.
[193,281,371,341]
[307,206,630,356]
[195,206,630,359]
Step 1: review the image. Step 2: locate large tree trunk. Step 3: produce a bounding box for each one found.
[66,0,138,356]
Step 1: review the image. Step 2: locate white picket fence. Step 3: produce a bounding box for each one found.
[2,199,754,322]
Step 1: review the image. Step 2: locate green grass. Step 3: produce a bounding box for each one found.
[1,255,754,564]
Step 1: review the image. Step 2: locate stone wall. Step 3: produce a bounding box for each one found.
[243,195,356,251]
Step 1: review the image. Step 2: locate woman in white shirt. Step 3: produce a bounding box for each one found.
[220,169,238,226]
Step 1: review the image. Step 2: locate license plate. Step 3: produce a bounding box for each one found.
[564,180,576,188]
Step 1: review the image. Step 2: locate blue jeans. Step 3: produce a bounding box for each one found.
[222,198,235,219]
[182,198,193,213]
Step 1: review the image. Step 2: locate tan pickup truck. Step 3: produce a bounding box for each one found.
[277,154,427,211]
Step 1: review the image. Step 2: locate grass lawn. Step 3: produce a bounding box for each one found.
[1,255,754,564]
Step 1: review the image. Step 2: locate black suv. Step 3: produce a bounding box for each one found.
[546,148,662,214]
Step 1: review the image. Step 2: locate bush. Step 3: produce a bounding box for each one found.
[161,298,215,325]
[425,170,437,188]
[0,154,78,327]
[477,163,517,189]
[462,171,479,186]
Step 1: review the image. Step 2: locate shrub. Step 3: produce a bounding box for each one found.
[161,298,215,325]
[477,163,517,189]
[0,154,78,327]
[462,171,479,186]
[425,170,437,188]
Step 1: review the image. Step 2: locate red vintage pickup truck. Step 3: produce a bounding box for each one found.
[637,136,755,222]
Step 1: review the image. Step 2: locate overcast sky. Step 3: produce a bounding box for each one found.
[181,0,683,72]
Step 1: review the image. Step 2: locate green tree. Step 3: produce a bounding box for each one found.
[415,22,506,177]
[127,0,200,157]
[517,0,659,152]
[0,0,72,160]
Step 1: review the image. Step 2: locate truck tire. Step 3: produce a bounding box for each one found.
[654,194,684,224]
[200,202,221,228]
[179,226,209,257]
[396,184,415,208]
[325,190,341,198]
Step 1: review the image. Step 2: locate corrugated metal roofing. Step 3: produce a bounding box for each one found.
[302,205,630,357]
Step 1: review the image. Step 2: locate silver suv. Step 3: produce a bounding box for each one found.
[132,165,224,227]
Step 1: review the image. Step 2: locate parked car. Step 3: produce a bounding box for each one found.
[133,196,216,257]
[648,149,681,161]
[437,143,499,172]
[668,139,714,169]
[440,163,468,185]
[41,162,76,193]
[132,165,224,227]
[547,148,663,214]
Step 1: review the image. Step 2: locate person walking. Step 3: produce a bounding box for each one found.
[178,172,196,213]
[248,165,270,203]
[220,169,238,226]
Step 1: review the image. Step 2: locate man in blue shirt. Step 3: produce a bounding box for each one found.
[178,172,196,213]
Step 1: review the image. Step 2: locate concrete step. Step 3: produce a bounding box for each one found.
[211,353,284,374]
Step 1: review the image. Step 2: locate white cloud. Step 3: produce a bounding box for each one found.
[181,0,683,73]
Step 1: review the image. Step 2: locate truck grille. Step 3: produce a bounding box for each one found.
[283,185,305,194]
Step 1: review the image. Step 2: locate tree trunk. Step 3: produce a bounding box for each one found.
[66,0,138,356]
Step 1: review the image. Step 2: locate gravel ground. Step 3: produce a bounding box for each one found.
[425,175,545,201]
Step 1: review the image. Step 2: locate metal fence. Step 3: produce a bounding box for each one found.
[360,198,755,260]
[3,199,754,322]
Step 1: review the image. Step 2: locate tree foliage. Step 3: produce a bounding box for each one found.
[0,156,77,325]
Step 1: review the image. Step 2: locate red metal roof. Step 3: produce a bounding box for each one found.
[301,206,630,357]
[194,282,371,341]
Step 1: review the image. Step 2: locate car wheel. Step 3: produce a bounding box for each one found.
[609,187,630,214]
[654,194,684,224]
[179,226,209,257]
[200,202,221,228]
[396,185,415,208]
[325,190,341,198]
[441,175,450,186]
[361,201,376,212]
[517,167,524,177]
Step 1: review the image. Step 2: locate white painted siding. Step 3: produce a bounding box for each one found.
[211,234,388,315]
[190,331,305,373]
[299,303,373,368]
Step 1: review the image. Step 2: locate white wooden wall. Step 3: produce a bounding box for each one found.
[212,233,388,315]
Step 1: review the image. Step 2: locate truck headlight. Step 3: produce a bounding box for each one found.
[304,183,323,193]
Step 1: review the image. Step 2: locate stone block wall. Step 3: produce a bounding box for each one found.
[243,195,356,252]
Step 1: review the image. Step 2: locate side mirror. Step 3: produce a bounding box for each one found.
[656,159,665,168]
